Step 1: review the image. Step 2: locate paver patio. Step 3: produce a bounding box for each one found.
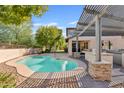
[0,53,124,88]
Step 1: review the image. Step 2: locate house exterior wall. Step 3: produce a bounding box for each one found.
[68,36,124,56]
[66,28,76,37]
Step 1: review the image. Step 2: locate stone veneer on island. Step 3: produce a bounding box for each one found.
[83,51,113,81]
[88,61,112,81]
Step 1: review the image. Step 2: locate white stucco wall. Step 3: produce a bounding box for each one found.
[110,37,124,49]
[0,49,27,63]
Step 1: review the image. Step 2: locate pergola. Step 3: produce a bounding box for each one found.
[75,5,124,62]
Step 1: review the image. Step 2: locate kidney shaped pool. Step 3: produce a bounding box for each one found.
[17,56,78,72]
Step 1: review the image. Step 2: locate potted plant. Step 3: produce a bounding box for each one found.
[108,41,112,50]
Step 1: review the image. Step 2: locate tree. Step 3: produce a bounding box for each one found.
[0,21,34,47]
[35,26,65,52]
[17,23,33,47]
[0,5,48,25]
[0,5,48,48]
[56,36,66,50]
[9,21,33,46]
[0,23,11,43]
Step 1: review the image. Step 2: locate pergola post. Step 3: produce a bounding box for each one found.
[76,36,79,53]
[95,15,102,62]
[68,39,72,56]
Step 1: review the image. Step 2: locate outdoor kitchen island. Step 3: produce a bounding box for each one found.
[82,51,113,81]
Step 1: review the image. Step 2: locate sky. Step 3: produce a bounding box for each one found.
[32,5,84,37]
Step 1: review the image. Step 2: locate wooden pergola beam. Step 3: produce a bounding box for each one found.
[77,17,96,36]
[77,23,124,32]
[77,6,109,37]
[84,7,124,22]
[77,22,124,29]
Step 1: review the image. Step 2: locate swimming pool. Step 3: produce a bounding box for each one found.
[17,56,77,72]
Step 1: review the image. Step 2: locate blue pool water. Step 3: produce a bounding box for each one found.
[17,56,77,72]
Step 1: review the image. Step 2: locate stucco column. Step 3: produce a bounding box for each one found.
[76,36,79,53]
[95,15,102,62]
[68,39,72,56]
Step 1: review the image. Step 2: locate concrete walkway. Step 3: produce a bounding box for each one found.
[110,64,124,87]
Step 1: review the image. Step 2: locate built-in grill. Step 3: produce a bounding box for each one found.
[105,49,124,66]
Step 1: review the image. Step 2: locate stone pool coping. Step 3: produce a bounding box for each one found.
[6,56,34,77]
[5,54,84,79]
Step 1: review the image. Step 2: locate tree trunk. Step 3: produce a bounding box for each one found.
[49,46,52,52]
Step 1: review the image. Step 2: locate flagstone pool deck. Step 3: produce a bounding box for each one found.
[0,53,124,88]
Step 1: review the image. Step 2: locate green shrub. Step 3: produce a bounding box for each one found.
[0,72,16,88]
